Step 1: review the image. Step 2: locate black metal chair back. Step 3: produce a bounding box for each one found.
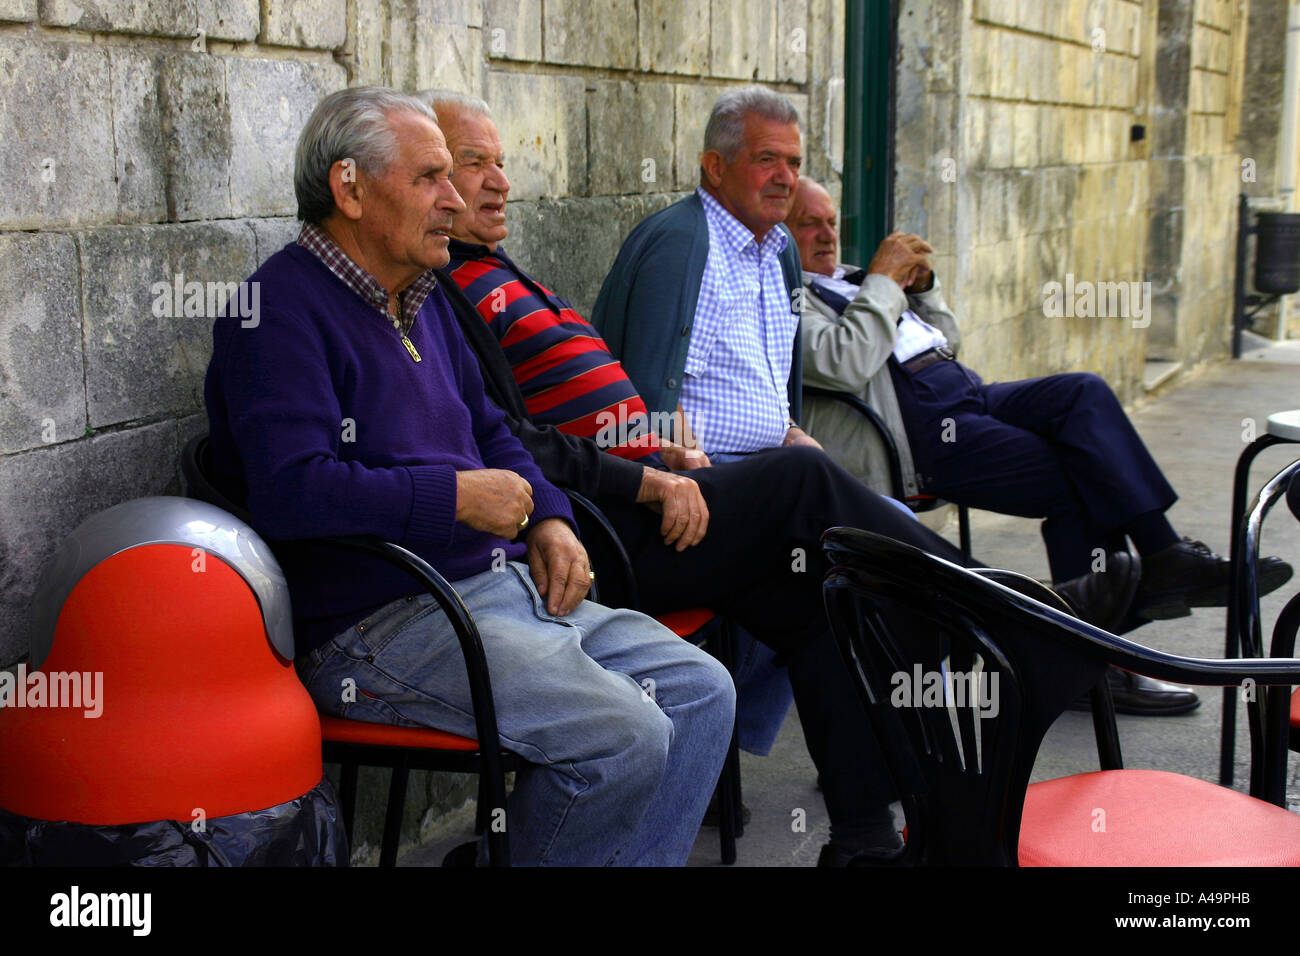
[823,529,1110,864]
[820,527,1300,864]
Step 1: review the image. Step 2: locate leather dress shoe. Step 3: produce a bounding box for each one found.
[817,835,904,866]
[1069,667,1200,716]
[1135,537,1293,620]
[1052,551,1141,633]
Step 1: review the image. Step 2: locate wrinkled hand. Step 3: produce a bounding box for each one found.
[660,438,711,471]
[455,468,533,539]
[636,467,710,551]
[782,426,823,450]
[525,517,591,616]
[867,231,934,291]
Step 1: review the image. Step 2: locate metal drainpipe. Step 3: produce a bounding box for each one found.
[1274,0,1300,337]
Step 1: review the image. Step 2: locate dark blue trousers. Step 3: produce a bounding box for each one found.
[891,360,1177,581]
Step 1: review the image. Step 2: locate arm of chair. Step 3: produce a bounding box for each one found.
[561,489,640,611]
[802,386,906,499]
[182,435,507,759]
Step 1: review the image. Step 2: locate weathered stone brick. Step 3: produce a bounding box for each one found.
[197,0,259,40]
[485,0,543,62]
[0,0,34,21]
[544,0,637,69]
[711,0,776,80]
[587,80,676,195]
[503,193,685,319]
[0,39,116,229]
[250,217,301,265]
[39,0,197,35]
[0,422,181,668]
[158,52,232,222]
[412,12,484,97]
[78,221,256,428]
[487,71,587,200]
[226,57,347,217]
[109,48,167,224]
[346,0,387,85]
[672,82,725,190]
[776,0,809,83]
[260,0,347,49]
[638,0,710,75]
[0,234,84,456]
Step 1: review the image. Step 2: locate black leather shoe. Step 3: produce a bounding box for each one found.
[1069,667,1200,716]
[817,836,903,866]
[1052,551,1141,632]
[1135,537,1294,620]
[441,840,479,867]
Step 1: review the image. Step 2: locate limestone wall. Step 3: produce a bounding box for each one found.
[892,0,1256,404]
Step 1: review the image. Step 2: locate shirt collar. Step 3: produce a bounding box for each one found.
[697,186,789,258]
[297,221,441,325]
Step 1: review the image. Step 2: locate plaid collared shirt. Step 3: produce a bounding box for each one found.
[296,221,440,337]
[680,187,797,455]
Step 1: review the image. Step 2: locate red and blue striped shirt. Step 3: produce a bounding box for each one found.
[446,241,661,462]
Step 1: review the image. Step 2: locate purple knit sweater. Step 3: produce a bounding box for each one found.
[204,242,573,651]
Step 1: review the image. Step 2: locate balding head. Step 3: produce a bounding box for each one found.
[785,177,839,276]
[416,89,510,249]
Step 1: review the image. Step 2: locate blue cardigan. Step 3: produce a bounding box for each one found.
[590,192,804,424]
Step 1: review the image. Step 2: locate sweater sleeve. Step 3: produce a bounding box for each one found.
[213,304,460,546]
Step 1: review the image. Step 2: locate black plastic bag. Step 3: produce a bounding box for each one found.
[0,776,346,867]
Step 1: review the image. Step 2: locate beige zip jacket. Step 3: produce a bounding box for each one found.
[800,268,962,498]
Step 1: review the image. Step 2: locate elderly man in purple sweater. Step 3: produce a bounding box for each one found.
[202,87,735,866]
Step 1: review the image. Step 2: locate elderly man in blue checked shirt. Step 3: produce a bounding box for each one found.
[592,86,1150,861]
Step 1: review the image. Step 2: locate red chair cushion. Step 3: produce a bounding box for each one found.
[1291,687,1299,729]
[319,714,479,752]
[655,607,715,637]
[1020,769,1300,866]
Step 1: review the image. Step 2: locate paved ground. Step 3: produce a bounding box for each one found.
[405,353,1300,867]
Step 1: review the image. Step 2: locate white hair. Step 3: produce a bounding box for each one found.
[703,86,801,162]
[293,87,438,224]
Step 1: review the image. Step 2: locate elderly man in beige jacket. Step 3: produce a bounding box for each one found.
[785,177,1292,714]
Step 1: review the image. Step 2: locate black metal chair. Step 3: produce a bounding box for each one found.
[803,385,971,557]
[821,527,1300,865]
[1220,455,1300,798]
[181,434,518,866]
[563,489,744,865]
[1253,468,1300,807]
[1220,409,1300,786]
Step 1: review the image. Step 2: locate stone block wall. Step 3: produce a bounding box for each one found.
[892,0,1256,404]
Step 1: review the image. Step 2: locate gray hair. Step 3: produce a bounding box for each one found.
[294,87,439,224]
[703,86,801,163]
[416,88,491,119]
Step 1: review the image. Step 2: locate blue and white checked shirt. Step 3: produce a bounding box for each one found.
[681,187,798,455]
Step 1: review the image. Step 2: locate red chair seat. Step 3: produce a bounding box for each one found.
[1019,769,1300,866]
[1291,687,1300,729]
[319,714,480,752]
[656,607,715,637]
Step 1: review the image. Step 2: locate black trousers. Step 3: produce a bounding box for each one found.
[601,445,973,829]
[893,361,1177,580]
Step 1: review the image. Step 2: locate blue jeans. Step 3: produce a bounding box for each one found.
[296,562,736,866]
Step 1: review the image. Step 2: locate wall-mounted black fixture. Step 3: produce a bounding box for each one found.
[1232,194,1300,358]
[1130,124,1145,142]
